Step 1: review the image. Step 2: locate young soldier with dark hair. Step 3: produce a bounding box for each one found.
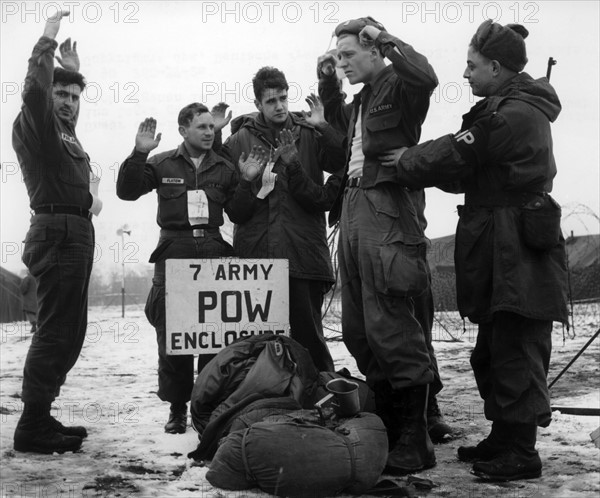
[218,67,345,373]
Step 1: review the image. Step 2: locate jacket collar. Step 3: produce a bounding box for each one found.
[174,143,233,171]
[361,65,395,98]
[242,112,306,149]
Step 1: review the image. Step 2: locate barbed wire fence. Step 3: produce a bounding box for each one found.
[322,203,600,343]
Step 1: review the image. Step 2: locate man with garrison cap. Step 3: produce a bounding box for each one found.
[394,20,568,481]
[317,17,441,474]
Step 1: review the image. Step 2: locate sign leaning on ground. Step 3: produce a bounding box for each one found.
[165,259,289,354]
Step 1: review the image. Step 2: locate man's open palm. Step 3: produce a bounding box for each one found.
[135,118,162,153]
[56,38,80,72]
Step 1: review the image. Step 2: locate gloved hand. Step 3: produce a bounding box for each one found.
[317,52,338,79]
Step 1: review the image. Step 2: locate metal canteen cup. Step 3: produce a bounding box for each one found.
[315,378,361,422]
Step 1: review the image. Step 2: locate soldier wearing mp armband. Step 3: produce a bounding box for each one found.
[395,20,568,481]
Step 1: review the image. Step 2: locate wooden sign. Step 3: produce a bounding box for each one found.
[165,259,289,354]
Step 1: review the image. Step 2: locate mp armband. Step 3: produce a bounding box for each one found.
[451,124,488,166]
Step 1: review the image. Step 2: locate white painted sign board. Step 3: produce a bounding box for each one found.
[165,258,289,354]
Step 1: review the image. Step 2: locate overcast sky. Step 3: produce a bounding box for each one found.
[1,1,599,275]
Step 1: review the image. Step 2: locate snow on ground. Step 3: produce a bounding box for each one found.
[1,303,598,497]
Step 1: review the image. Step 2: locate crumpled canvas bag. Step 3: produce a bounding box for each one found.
[190,334,319,435]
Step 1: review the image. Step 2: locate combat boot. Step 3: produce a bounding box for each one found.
[472,424,542,481]
[164,403,187,434]
[373,380,401,449]
[427,392,453,443]
[385,385,436,475]
[14,403,82,454]
[48,415,88,439]
[457,420,511,462]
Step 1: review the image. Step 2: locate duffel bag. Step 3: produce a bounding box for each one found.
[207,412,388,497]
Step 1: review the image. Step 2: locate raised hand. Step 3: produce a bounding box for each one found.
[239,145,268,181]
[56,38,80,72]
[358,25,382,45]
[302,93,326,128]
[211,102,233,132]
[275,129,299,164]
[316,52,337,78]
[135,118,162,154]
[43,10,70,40]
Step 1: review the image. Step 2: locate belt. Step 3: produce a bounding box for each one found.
[34,205,92,220]
[464,191,546,207]
[160,228,220,238]
[346,176,362,188]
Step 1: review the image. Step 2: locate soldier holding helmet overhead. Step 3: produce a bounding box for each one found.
[317,16,446,474]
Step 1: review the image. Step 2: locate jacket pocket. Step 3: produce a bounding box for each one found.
[158,184,187,200]
[22,226,55,276]
[204,187,226,206]
[157,184,187,225]
[204,186,227,225]
[144,283,164,327]
[59,140,90,187]
[520,195,562,251]
[363,109,405,170]
[365,109,402,132]
[363,187,399,218]
[379,238,429,297]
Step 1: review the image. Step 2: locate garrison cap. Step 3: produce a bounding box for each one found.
[334,16,386,37]
[471,19,529,73]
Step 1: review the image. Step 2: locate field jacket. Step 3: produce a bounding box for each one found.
[13,36,92,210]
[398,73,568,324]
[117,145,253,230]
[319,31,438,227]
[220,112,345,283]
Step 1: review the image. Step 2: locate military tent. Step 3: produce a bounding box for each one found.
[428,233,600,311]
[0,266,24,323]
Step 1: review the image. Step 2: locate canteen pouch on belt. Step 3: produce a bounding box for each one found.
[521,194,562,251]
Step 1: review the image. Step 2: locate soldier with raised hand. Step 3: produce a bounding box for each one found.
[117,105,262,434]
[12,10,98,454]
[217,67,345,373]
[317,16,442,474]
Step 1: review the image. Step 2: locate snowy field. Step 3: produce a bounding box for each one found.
[1,303,598,497]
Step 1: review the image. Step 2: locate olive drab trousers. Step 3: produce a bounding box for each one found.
[20,214,95,404]
[338,185,434,389]
[145,233,233,405]
[471,311,553,427]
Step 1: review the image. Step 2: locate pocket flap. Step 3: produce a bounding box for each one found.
[380,240,429,297]
[24,225,47,242]
[205,187,226,204]
[63,138,87,159]
[158,184,187,200]
[365,109,402,132]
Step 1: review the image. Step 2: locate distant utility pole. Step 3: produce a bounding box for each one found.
[116,225,131,318]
